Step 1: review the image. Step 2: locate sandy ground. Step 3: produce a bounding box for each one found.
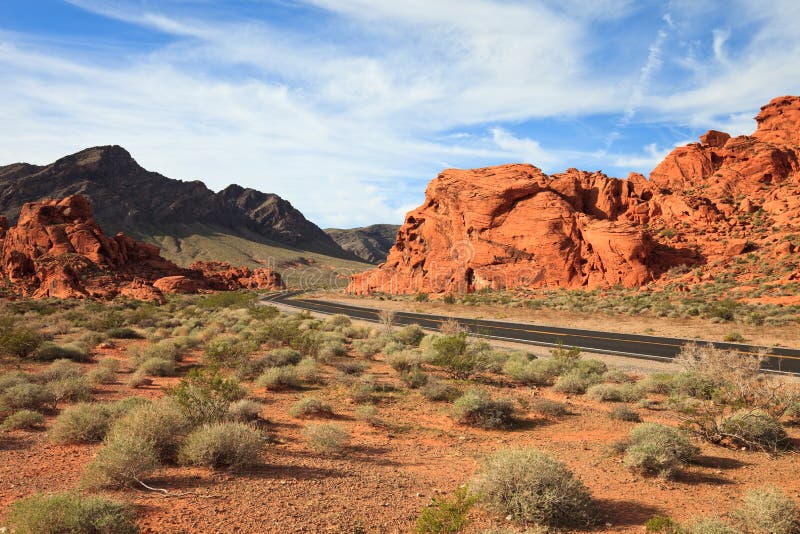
[2,335,799,533]
[305,292,800,349]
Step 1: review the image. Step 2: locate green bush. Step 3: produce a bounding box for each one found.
[430,333,485,379]
[0,326,43,359]
[2,383,53,411]
[388,351,421,372]
[39,359,83,382]
[204,334,256,366]
[255,366,300,390]
[734,486,800,534]
[451,389,514,429]
[304,422,350,454]
[672,372,720,400]
[622,423,699,477]
[473,447,595,528]
[323,314,352,330]
[421,380,461,402]
[682,517,740,534]
[290,397,334,418]
[7,492,137,534]
[228,399,263,422]
[719,410,790,451]
[394,324,425,346]
[2,409,44,430]
[179,422,262,469]
[138,357,175,377]
[45,376,92,405]
[108,400,191,463]
[169,368,245,426]
[503,356,560,386]
[353,338,386,358]
[50,403,114,444]
[531,398,570,417]
[400,368,429,389]
[83,434,160,489]
[35,344,90,363]
[553,369,598,394]
[638,373,675,395]
[586,383,644,403]
[415,486,477,534]
[88,366,117,386]
[645,516,681,533]
[295,356,321,383]
[106,327,143,339]
[609,405,642,422]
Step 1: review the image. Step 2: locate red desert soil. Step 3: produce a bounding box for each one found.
[1,338,799,533]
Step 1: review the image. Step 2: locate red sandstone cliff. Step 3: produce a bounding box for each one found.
[0,195,284,302]
[348,96,800,295]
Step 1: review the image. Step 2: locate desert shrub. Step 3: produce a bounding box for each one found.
[2,409,44,430]
[7,492,137,534]
[0,371,33,392]
[342,325,370,339]
[574,358,608,376]
[503,356,560,386]
[587,383,643,403]
[638,373,675,395]
[295,356,321,383]
[553,368,601,394]
[785,403,800,425]
[50,403,114,444]
[672,372,720,400]
[430,333,488,380]
[323,314,351,331]
[549,343,583,373]
[609,405,642,422]
[348,379,378,404]
[394,324,425,346]
[0,326,44,359]
[39,359,83,382]
[304,422,350,453]
[452,389,514,429]
[602,369,635,384]
[88,366,117,386]
[724,331,745,343]
[169,368,246,425]
[388,350,421,372]
[335,361,368,375]
[83,433,160,489]
[734,486,800,534]
[45,376,92,405]
[718,410,790,451]
[204,334,256,366]
[126,370,152,388]
[2,383,53,411]
[106,327,143,339]
[400,368,429,389]
[421,380,461,402]
[415,486,477,534]
[228,399,263,422]
[318,339,348,360]
[138,357,175,377]
[35,344,90,363]
[290,397,334,418]
[255,366,300,390]
[354,405,383,426]
[98,358,121,371]
[645,516,681,533]
[682,517,740,534]
[531,398,570,417]
[353,338,386,358]
[622,423,699,477]
[132,339,181,366]
[108,400,191,463]
[179,422,262,469]
[473,447,595,528]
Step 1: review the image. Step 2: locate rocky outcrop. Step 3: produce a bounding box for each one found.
[349,95,800,295]
[0,195,284,301]
[325,224,401,264]
[187,261,285,291]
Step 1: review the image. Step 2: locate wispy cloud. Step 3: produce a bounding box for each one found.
[1,0,799,226]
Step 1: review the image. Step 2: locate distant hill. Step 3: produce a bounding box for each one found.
[0,146,370,285]
[325,224,400,264]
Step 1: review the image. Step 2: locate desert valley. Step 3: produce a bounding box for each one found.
[2,2,800,533]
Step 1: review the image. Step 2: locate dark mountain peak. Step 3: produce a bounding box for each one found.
[326,224,401,264]
[51,145,140,176]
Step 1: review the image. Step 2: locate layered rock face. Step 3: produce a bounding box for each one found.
[325,224,401,264]
[349,95,800,295]
[0,195,284,302]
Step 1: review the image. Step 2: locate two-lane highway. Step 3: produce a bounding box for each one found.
[262,291,800,374]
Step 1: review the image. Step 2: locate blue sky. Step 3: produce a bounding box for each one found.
[1,1,799,228]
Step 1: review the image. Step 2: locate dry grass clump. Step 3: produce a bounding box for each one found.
[35,343,90,363]
[451,389,515,429]
[531,398,571,417]
[108,400,191,463]
[290,397,335,418]
[228,399,263,422]
[718,410,791,451]
[304,422,350,454]
[82,433,160,489]
[609,405,642,422]
[733,486,800,534]
[255,366,300,390]
[179,422,262,470]
[421,380,461,402]
[7,492,137,534]
[472,447,595,528]
[586,383,644,403]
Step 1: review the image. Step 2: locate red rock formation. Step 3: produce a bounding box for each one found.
[0,195,284,301]
[188,261,285,291]
[349,95,800,295]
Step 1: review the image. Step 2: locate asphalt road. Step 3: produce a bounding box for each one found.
[262,291,800,375]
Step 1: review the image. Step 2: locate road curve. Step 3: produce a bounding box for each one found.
[262,291,800,375]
